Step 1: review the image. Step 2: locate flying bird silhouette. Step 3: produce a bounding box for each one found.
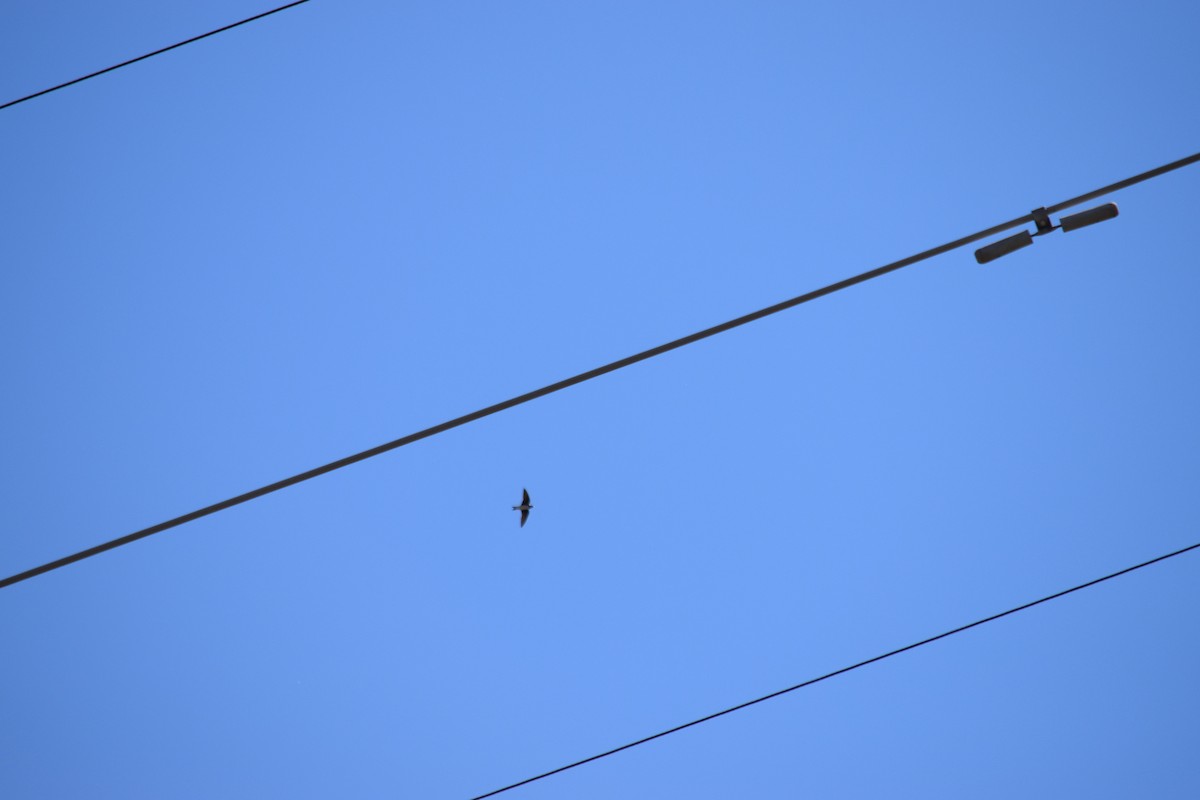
[512,489,532,528]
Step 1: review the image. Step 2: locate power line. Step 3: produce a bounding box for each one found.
[0,1,311,112]
[468,539,1200,799]
[2,151,1198,590]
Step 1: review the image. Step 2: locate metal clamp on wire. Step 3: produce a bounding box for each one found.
[1031,207,1056,236]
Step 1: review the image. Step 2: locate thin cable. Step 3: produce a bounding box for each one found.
[0,1,311,112]
[2,151,1197,590]
[468,540,1200,799]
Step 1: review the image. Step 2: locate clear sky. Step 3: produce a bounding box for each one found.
[2,2,1198,798]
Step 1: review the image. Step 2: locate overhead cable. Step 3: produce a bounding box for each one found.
[0,0,311,112]
[2,151,1197,590]
[468,539,1200,799]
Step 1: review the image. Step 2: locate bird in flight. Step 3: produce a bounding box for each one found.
[512,489,533,528]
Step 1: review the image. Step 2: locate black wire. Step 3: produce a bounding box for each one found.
[468,539,1200,799]
[2,151,1197,590]
[1048,151,1200,213]
[0,1,311,112]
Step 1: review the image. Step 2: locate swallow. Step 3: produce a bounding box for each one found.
[512,488,532,528]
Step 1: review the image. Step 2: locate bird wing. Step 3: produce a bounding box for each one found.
[522,488,530,506]
[520,509,529,527]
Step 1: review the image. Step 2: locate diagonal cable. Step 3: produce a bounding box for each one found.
[0,1,311,112]
[2,151,1198,590]
[468,539,1200,799]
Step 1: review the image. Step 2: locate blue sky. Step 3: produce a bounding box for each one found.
[2,2,1198,797]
